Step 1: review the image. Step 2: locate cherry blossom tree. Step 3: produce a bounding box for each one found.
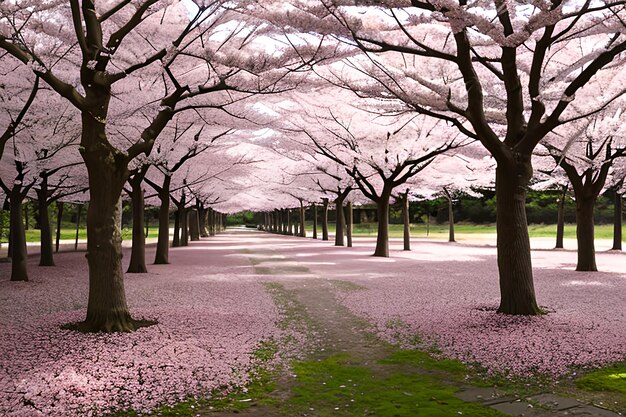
[0,1,325,331]
[270,0,626,314]
[541,100,626,271]
[294,98,469,257]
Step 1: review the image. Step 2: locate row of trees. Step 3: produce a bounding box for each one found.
[1,0,625,332]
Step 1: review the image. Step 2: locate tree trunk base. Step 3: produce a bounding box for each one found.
[63,315,156,333]
[497,300,543,315]
[127,264,148,273]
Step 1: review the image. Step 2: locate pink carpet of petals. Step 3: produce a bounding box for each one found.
[327,240,626,378]
[0,241,283,417]
[257,234,626,378]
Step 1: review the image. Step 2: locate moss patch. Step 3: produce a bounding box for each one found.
[576,363,626,395]
[284,352,506,417]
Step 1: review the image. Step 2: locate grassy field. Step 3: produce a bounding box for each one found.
[312,222,621,240]
[1,222,622,244]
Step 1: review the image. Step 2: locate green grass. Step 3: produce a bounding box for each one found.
[285,351,506,417]
[576,362,626,395]
[307,222,621,240]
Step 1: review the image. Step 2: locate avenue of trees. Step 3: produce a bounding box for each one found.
[1,0,625,331]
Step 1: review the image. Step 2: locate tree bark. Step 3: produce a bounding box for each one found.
[299,202,306,237]
[180,207,189,246]
[199,205,209,238]
[79,123,139,331]
[189,209,200,241]
[312,204,318,239]
[36,183,55,267]
[127,180,147,273]
[374,190,391,257]
[555,186,567,249]
[287,209,293,235]
[24,203,29,231]
[575,196,598,271]
[495,162,541,315]
[613,191,622,251]
[402,191,410,251]
[55,202,64,253]
[172,208,181,247]
[345,201,353,248]
[9,185,28,281]
[322,198,329,241]
[154,176,171,264]
[334,196,345,247]
[443,188,455,243]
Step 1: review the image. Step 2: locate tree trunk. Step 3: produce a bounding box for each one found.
[36,184,54,267]
[495,162,541,315]
[335,196,345,247]
[172,209,181,247]
[444,189,455,243]
[154,176,171,264]
[322,198,329,241]
[80,137,137,332]
[613,192,622,251]
[180,208,189,246]
[288,209,293,235]
[206,208,213,236]
[199,205,209,238]
[575,196,598,271]
[10,185,28,281]
[24,203,29,231]
[555,185,567,249]
[74,205,82,251]
[402,191,410,251]
[55,202,64,252]
[299,202,306,237]
[373,191,391,257]
[189,209,200,241]
[312,204,318,239]
[127,182,147,273]
[345,201,353,248]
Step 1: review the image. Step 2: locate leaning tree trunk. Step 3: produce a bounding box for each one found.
[574,195,598,271]
[334,196,345,247]
[36,184,55,267]
[9,185,28,281]
[495,161,541,315]
[373,190,391,257]
[402,191,410,251]
[613,191,622,251]
[322,198,329,241]
[154,176,171,264]
[555,186,567,249]
[127,181,147,273]
[345,201,353,248]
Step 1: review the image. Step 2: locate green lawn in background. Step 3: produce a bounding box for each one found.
[2,222,622,244]
[309,223,621,240]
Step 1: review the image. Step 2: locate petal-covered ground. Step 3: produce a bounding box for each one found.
[1,229,625,416]
[0,240,283,417]
[221,231,626,378]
